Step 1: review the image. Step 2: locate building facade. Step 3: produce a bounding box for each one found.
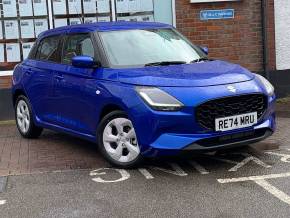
[0,0,289,120]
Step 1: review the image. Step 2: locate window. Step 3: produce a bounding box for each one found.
[62,34,95,65]
[100,29,204,67]
[35,36,60,62]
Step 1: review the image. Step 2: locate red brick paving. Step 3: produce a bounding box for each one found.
[0,118,289,176]
[0,125,106,176]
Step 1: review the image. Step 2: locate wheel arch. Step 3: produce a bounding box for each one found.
[99,103,124,121]
[12,89,27,107]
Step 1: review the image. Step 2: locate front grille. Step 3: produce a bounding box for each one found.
[196,94,268,130]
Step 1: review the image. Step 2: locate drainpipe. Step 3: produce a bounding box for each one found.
[261,0,270,79]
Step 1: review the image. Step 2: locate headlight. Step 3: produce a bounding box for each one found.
[255,74,274,96]
[136,86,184,111]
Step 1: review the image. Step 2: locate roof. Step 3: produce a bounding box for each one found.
[38,21,172,39]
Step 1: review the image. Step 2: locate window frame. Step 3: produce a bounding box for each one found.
[33,34,63,63]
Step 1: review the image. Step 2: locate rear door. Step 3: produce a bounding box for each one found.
[22,34,64,124]
[53,32,99,134]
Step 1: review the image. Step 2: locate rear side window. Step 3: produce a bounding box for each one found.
[62,34,95,65]
[35,36,61,62]
[27,42,38,60]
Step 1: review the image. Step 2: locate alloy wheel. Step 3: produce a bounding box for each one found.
[16,100,30,134]
[102,118,140,163]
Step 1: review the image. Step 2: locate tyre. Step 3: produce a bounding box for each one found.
[15,95,43,138]
[97,110,142,168]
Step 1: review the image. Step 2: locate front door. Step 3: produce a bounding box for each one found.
[53,33,99,135]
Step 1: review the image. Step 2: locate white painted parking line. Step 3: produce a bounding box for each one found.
[254,179,290,205]
[228,155,271,172]
[206,153,271,172]
[90,168,130,183]
[138,168,154,179]
[0,200,6,205]
[188,160,209,175]
[266,151,290,163]
[218,172,290,206]
[218,172,290,183]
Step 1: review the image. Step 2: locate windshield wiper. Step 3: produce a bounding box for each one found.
[190,57,209,63]
[145,61,187,67]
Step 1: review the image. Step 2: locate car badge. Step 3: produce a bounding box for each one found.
[227,85,237,93]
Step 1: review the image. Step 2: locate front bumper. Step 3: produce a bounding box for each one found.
[141,114,275,157]
[126,79,276,157]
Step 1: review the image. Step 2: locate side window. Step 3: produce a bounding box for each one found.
[35,36,61,62]
[27,42,38,60]
[62,34,95,65]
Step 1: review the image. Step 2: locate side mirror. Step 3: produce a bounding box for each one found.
[72,56,98,68]
[199,46,209,55]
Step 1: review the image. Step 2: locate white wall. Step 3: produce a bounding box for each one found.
[274,0,290,70]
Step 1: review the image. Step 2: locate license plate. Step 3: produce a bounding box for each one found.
[215,112,258,132]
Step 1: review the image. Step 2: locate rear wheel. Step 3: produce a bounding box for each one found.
[97,111,142,168]
[15,95,43,138]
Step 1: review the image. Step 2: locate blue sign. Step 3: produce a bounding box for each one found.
[200,9,235,20]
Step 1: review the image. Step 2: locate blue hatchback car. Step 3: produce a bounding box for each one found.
[12,22,276,167]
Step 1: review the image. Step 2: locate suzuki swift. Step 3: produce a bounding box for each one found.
[12,22,276,167]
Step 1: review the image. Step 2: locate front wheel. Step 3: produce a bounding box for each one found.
[97,111,142,168]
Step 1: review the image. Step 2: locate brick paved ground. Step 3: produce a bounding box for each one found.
[0,125,106,176]
[0,118,289,176]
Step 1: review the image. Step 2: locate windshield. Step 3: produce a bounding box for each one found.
[99,28,206,68]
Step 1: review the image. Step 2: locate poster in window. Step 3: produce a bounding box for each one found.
[20,20,35,38]
[140,0,153,12]
[140,14,154,22]
[22,42,34,59]
[34,19,49,36]
[128,0,140,13]
[117,16,128,21]
[69,18,82,25]
[19,0,33,17]
[54,19,68,28]
[97,0,110,13]
[53,0,67,15]
[98,16,111,22]
[83,0,96,14]
[0,22,3,39]
[33,0,48,16]
[116,0,129,13]
[4,20,19,39]
[84,17,97,24]
[129,16,138,22]
[6,43,21,62]
[3,0,17,17]
[68,0,82,14]
[0,44,4,63]
[117,16,136,22]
